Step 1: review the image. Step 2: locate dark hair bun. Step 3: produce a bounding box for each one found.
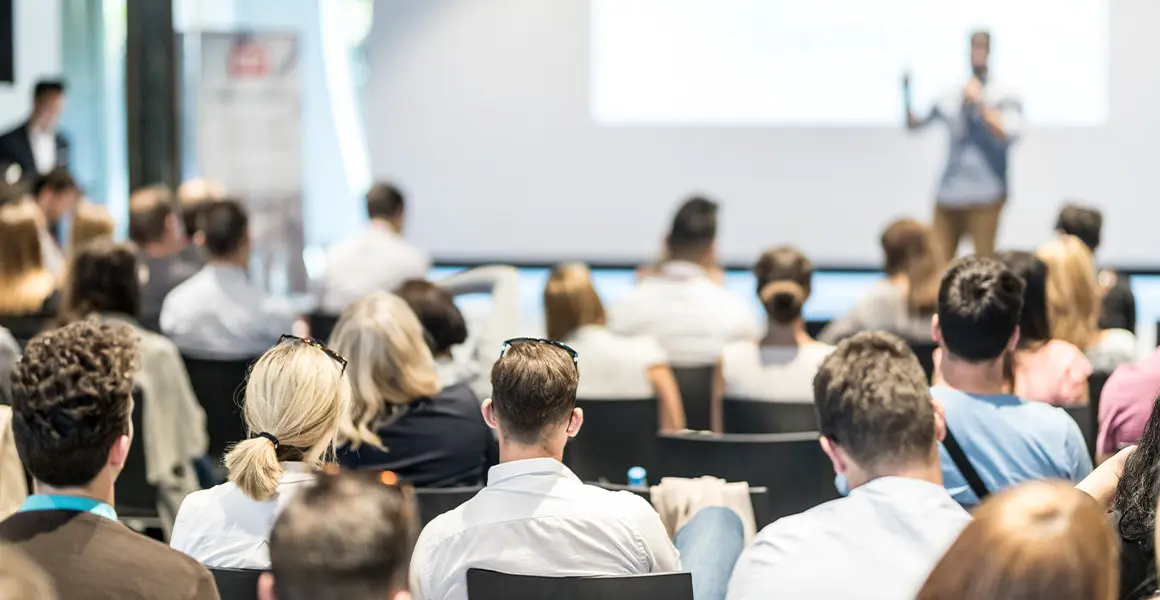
[759,281,805,324]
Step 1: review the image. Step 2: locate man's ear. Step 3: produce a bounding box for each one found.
[481,399,499,431]
[107,434,131,471]
[391,591,412,600]
[932,398,947,442]
[930,314,941,343]
[565,407,584,438]
[258,572,277,600]
[1007,325,1021,353]
[819,436,848,476]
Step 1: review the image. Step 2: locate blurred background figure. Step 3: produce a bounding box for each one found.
[0,80,68,183]
[1055,203,1136,333]
[0,543,57,600]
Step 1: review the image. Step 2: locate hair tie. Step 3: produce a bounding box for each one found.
[256,432,280,449]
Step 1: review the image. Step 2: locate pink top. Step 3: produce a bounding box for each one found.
[1097,348,1160,455]
[1014,340,1093,407]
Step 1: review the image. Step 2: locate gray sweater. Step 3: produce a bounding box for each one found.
[819,280,934,344]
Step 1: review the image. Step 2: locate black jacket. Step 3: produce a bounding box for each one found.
[0,122,69,182]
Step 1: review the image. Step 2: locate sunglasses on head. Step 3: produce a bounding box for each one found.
[499,337,579,370]
[278,334,348,374]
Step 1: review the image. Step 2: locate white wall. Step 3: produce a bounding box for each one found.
[0,0,61,130]
[364,0,1160,267]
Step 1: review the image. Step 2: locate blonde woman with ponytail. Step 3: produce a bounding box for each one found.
[169,336,350,569]
[718,246,835,407]
[331,292,496,487]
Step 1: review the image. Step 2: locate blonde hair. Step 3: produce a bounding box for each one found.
[918,481,1118,600]
[69,202,115,254]
[1037,235,1100,348]
[0,200,56,314]
[329,292,441,449]
[881,218,943,315]
[544,263,606,341]
[225,341,351,501]
[0,543,57,600]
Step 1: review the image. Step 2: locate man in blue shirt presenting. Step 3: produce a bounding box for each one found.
[905,30,1023,261]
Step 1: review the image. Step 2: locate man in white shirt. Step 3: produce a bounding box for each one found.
[319,182,431,314]
[608,196,759,367]
[727,331,971,600]
[30,167,78,275]
[160,199,298,359]
[411,338,744,600]
[0,80,69,183]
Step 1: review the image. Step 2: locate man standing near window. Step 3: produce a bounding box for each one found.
[0,80,68,182]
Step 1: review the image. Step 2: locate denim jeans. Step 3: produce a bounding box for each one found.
[674,506,745,600]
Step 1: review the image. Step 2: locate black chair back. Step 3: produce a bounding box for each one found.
[596,482,775,529]
[671,367,715,431]
[654,432,839,523]
[908,342,938,383]
[1064,403,1097,460]
[805,320,830,339]
[308,313,341,343]
[210,568,261,600]
[115,388,159,518]
[723,399,817,434]
[466,569,693,600]
[0,315,49,349]
[415,486,481,527]
[181,356,256,457]
[565,398,657,483]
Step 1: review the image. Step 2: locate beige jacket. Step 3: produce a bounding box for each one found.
[0,406,27,519]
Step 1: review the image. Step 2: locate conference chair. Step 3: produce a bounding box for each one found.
[308,312,341,343]
[415,486,482,527]
[182,356,256,458]
[907,341,938,383]
[671,367,715,431]
[1064,403,1095,459]
[210,568,261,600]
[723,399,817,434]
[565,398,657,483]
[805,320,831,340]
[0,314,49,349]
[596,482,775,529]
[654,432,839,523]
[116,388,163,536]
[466,569,693,600]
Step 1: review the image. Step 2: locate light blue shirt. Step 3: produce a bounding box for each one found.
[933,386,1092,506]
[20,494,118,521]
[159,264,297,360]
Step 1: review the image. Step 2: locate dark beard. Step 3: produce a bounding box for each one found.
[972,65,989,84]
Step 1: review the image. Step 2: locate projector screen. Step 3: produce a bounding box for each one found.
[591,0,1108,127]
[364,0,1160,268]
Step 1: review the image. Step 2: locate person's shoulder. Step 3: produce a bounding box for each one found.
[434,381,482,408]
[750,496,847,551]
[0,123,24,142]
[92,515,212,576]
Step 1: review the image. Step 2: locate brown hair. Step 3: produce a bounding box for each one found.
[813,331,935,472]
[490,340,579,445]
[366,182,406,220]
[69,202,114,254]
[269,472,416,600]
[128,185,177,245]
[881,218,942,314]
[918,481,1118,600]
[753,246,812,324]
[0,200,56,314]
[61,240,142,322]
[395,279,467,356]
[544,263,607,341]
[1037,235,1100,348]
[177,178,225,237]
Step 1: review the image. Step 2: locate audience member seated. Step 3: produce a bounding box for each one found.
[170,336,350,569]
[176,178,224,267]
[1097,350,1160,464]
[332,292,497,486]
[917,481,1118,600]
[997,251,1091,406]
[1057,203,1136,333]
[0,543,57,600]
[160,199,297,359]
[544,262,684,431]
[0,321,219,599]
[29,168,78,275]
[0,327,17,402]
[720,246,834,405]
[60,240,208,526]
[410,339,745,600]
[726,332,969,599]
[1038,235,1136,373]
[68,201,113,257]
[608,196,759,366]
[129,185,200,332]
[819,218,942,344]
[1111,398,1160,599]
[259,472,415,600]
[320,182,431,314]
[932,256,1091,506]
[397,264,522,403]
[0,404,25,519]
[0,201,59,323]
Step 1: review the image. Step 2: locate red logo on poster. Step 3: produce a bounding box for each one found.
[228,40,268,78]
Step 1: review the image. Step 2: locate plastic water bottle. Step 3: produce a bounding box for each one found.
[627,466,648,489]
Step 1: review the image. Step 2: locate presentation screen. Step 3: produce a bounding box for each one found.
[591,0,1108,126]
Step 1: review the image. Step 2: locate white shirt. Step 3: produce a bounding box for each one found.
[38,227,63,276]
[721,340,835,402]
[410,458,680,600]
[160,264,298,359]
[607,261,760,367]
[727,476,970,600]
[28,127,56,175]
[319,223,431,314]
[564,325,666,399]
[169,462,316,569]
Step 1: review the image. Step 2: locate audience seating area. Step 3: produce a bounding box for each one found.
[209,568,260,600]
